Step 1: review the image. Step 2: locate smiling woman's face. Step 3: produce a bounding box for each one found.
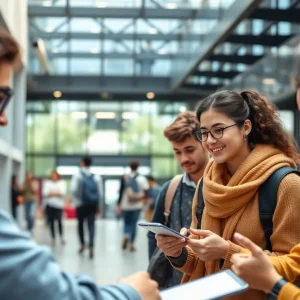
[200,109,246,165]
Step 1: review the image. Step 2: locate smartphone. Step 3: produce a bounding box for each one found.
[138,222,188,240]
[161,270,248,300]
[0,88,12,114]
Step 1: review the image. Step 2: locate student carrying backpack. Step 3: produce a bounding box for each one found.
[80,171,99,205]
[71,156,103,259]
[116,160,149,252]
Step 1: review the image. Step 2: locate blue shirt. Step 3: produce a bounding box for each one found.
[0,209,141,300]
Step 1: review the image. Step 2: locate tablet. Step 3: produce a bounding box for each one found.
[160,270,248,300]
[138,222,188,240]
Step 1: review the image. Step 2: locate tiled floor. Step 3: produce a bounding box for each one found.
[33,218,149,285]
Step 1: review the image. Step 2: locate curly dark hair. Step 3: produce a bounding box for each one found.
[196,89,300,162]
[164,111,200,143]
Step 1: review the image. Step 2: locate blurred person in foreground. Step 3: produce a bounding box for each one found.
[0,26,160,300]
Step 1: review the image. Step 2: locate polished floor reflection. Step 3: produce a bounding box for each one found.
[34,218,149,285]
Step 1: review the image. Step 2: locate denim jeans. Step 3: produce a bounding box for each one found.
[25,202,36,232]
[76,205,98,248]
[122,209,141,244]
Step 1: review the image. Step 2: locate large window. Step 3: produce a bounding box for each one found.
[26,99,189,179]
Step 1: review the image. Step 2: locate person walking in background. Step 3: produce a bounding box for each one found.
[11,174,22,220]
[43,170,66,246]
[21,171,38,233]
[71,156,103,259]
[145,175,161,222]
[116,160,149,252]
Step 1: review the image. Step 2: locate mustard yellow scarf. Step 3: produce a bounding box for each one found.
[201,144,296,274]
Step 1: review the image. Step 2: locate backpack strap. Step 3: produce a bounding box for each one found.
[163,174,183,226]
[196,179,205,229]
[259,166,300,252]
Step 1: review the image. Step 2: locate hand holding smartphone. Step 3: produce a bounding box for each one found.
[138,222,189,240]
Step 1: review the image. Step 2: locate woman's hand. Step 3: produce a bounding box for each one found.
[231,233,282,293]
[156,227,189,258]
[187,228,229,261]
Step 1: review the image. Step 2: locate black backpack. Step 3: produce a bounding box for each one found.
[195,166,300,252]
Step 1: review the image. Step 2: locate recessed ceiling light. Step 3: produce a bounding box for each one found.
[71,112,88,119]
[95,112,116,119]
[146,92,155,100]
[53,91,62,98]
[166,3,177,9]
[263,78,276,85]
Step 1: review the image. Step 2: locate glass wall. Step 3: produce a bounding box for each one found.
[26,100,189,179]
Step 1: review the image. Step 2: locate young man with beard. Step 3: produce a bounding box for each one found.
[147,111,209,288]
[0,27,160,300]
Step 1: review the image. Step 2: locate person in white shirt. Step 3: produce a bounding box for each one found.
[71,156,103,259]
[116,160,149,252]
[43,170,66,246]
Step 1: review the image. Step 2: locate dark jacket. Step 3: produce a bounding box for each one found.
[147,178,195,287]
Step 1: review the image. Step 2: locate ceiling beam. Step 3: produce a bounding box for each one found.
[169,0,262,91]
[45,52,174,60]
[27,75,210,100]
[227,34,294,47]
[249,8,300,23]
[28,6,221,20]
[30,31,204,41]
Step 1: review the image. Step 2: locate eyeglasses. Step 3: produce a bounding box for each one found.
[195,124,238,142]
[0,87,13,114]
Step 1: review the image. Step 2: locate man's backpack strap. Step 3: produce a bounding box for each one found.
[259,166,300,252]
[164,175,183,226]
[196,179,205,229]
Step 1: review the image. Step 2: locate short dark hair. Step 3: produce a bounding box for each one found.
[129,160,139,171]
[82,155,92,167]
[147,175,156,182]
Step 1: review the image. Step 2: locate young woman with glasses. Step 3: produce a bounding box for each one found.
[156,89,300,300]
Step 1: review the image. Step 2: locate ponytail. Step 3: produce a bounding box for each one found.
[240,90,300,162]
